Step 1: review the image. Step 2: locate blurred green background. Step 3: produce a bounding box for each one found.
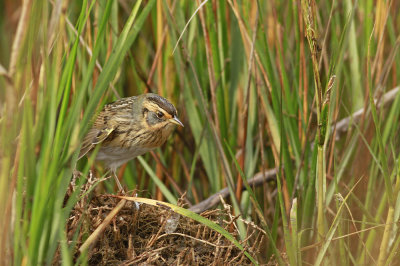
[0,0,399,264]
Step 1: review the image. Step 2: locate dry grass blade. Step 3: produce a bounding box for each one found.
[79,199,127,254]
[172,0,208,54]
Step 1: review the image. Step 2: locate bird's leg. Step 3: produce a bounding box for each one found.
[112,169,125,193]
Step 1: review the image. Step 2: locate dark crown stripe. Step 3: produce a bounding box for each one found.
[147,95,176,116]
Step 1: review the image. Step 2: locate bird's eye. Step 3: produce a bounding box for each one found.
[156,111,164,118]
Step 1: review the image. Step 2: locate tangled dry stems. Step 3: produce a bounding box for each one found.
[61,173,267,265]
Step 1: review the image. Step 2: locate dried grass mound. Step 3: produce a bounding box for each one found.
[62,174,265,265]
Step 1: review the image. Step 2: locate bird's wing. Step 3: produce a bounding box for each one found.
[78,126,115,160]
[78,96,137,160]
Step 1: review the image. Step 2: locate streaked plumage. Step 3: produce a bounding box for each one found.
[79,93,183,191]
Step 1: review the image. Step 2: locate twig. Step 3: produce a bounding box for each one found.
[156,233,232,248]
[189,169,277,213]
[333,86,399,140]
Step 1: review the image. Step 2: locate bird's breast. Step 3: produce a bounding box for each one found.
[96,145,152,169]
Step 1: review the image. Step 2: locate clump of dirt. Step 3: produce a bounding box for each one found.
[61,172,265,265]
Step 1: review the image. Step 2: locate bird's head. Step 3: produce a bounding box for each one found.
[140,93,183,132]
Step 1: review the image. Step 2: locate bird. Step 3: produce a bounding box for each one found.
[78,93,183,192]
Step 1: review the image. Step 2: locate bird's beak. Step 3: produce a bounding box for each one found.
[169,116,184,127]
